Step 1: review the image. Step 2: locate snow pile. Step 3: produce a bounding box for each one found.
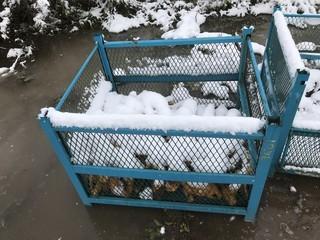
[45,79,264,133]
[161,7,206,39]
[0,46,33,78]
[102,13,146,33]
[250,2,274,15]
[0,7,10,39]
[293,69,320,130]
[32,0,51,32]
[273,11,305,78]
[40,75,265,182]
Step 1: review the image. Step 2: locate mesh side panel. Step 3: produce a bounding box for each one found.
[263,23,292,113]
[245,52,264,119]
[303,58,320,69]
[286,16,320,54]
[282,131,320,169]
[106,43,241,76]
[80,174,250,207]
[60,50,105,113]
[117,81,239,107]
[60,132,255,175]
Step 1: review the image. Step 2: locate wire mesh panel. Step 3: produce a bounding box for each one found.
[59,49,105,113]
[60,131,255,175]
[106,42,241,77]
[262,22,292,114]
[80,174,250,207]
[281,129,320,177]
[285,15,320,54]
[244,50,264,119]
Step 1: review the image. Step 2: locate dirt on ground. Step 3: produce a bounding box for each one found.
[0,15,319,240]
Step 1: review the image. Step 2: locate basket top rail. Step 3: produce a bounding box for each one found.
[284,13,320,18]
[103,35,242,49]
[41,107,265,138]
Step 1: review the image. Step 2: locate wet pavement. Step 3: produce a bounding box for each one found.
[0,15,319,240]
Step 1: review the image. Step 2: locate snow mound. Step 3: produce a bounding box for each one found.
[102,13,145,33]
[44,78,265,134]
[161,7,206,39]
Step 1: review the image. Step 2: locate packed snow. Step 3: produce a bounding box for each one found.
[43,68,267,134]
[273,11,305,79]
[45,78,264,131]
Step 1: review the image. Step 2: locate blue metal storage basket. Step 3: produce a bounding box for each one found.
[39,25,308,221]
[278,12,320,177]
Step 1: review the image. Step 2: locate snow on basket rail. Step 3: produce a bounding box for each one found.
[273,11,305,78]
[43,107,265,134]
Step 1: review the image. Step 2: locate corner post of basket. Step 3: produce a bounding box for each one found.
[237,26,254,116]
[94,33,117,91]
[270,68,310,174]
[37,108,92,206]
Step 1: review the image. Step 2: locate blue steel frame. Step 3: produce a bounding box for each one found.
[264,8,316,175]
[280,127,320,178]
[261,7,310,176]
[280,11,320,176]
[40,29,283,222]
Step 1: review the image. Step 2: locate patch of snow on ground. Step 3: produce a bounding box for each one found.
[250,2,274,15]
[161,7,206,39]
[0,46,33,78]
[7,48,24,58]
[102,13,145,33]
